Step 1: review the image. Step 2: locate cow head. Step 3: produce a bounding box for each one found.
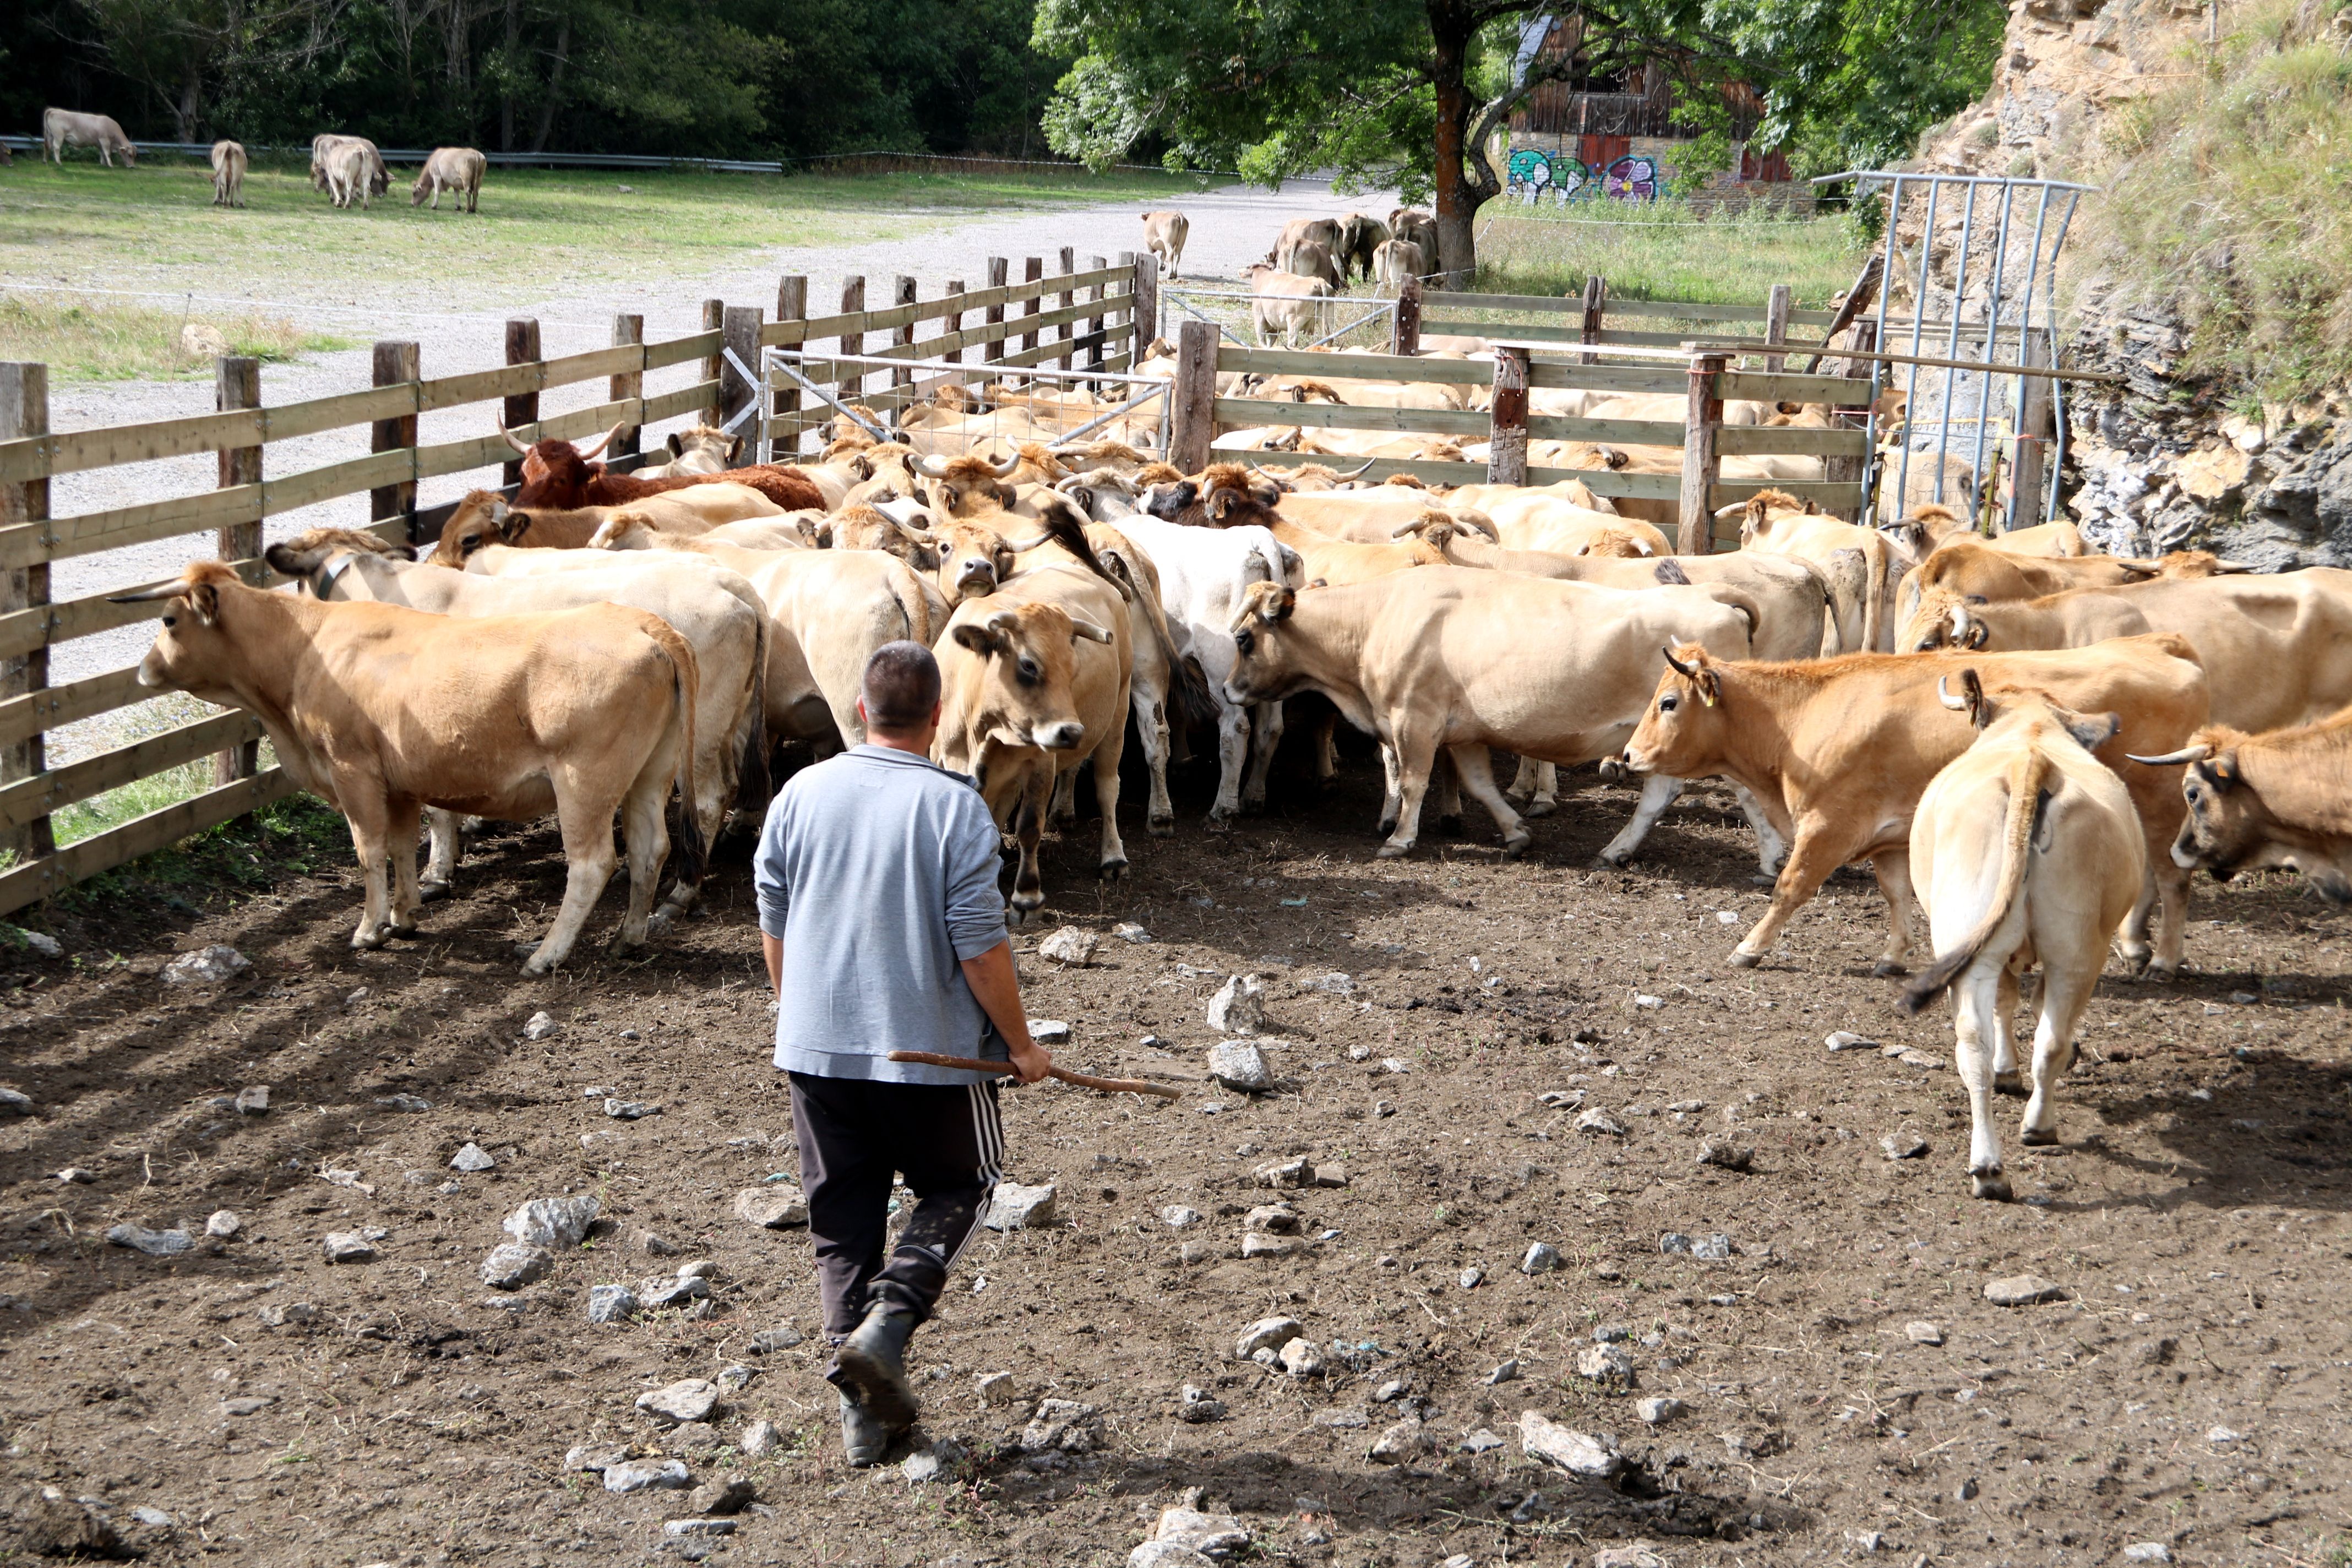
[666,426,743,466]
[431,491,546,565]
[916,449,1023,517]
[113,562,249,703]
[1936,670,2121,750]
[2126,731,2342,897]
[1224,581,1312,705]
[1904,588,1990,654]
[265,527,413,594]
[1621,643,1729,778]
[945,603,1113,753]
[501,422,622,508]
[830,502,941,571]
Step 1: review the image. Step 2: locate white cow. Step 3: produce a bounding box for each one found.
[1142,211,1190,279]
[43,108,136,166]
[1244,265,1333,349]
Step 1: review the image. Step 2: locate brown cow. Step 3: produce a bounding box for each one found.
[1618,635,2209,976]
[412,146,486,211]
[427,486,780,566]
[1893,539,2249,646]
[117,562,700,974]
[502,424,825,512]
[2130,705,2352,905]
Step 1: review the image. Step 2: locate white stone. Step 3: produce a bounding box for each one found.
[1021,1397,1100,1453]
[1521,1242,1560,1274]
[1240,1233,1294,1259]
[1575,1108,1627,1137]
[1030,1019,1073,1045]
[2122,1544,2172,1563]
[635,1379,720,1425]
[204,1210,240,1239]
[1113,922,1153,943]
[1518,1411,1623,1479]
[234,1085,270,1114]
[587,1284,639,1324]
[734,1187,808,1229]
[321,1231,377,1264]
[1206,1040,1272,1092]
[1038,928,1100,966]
[1366,1417,1430,1463]
[1278,1337,1325,1376]
[1205,973,1266,1035]
[2207,1426,2243,1445]
[0,1087,31,1114]
[523,1010,559,1041]
[480,1243,551,1289]
[1824,1031,1879,1053]
[20,930,62,959]
[450,1143,497,1172]
[740,1419,778,1457]
[1152,1506,1251,1559]
[602,1458,690,1494]
[504,1195,600,1249]
[1575,1344,1637,1386]
[1234,1316,1303,1359]
[984,1182,1058,1231]
[106,1224,193,1256]
[1883,1131,1929,1162]
[1984,1273,2065,1306]
[1254,1156,1314,1188]
[1129,1544,1218,1568]
[1304,972,1355,996]
[975,1371,1019,1405]
[1158,1205,1202,1228]
[1635,1396,1683,1424]
[1905,1320,1945,1346]
[164,945,249,985]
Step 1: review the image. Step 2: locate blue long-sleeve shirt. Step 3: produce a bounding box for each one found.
[753,744,1010,1085]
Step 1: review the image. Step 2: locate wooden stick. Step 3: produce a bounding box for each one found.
[886,1050,1182,1099]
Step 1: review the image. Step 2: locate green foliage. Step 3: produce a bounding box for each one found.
[2078,0,2352,401]
[1667,128,1733,198]
[1476,203,1861,307]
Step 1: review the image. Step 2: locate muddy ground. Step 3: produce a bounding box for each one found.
[3,733,2349,1568]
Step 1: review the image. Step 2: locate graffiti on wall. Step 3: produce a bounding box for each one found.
[1506,148,1662,203]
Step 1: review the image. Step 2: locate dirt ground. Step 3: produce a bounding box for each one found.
[3,733,2349,1568]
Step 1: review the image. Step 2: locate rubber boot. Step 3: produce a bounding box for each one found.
[839,1390,891,1467]
[834,1305,919,1429]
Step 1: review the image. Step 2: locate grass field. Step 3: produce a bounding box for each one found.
[0,155,1205,322]
[0,291,351,380]
[1477,201,1868,308]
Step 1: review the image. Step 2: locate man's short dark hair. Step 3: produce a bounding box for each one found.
[861,640,941,732]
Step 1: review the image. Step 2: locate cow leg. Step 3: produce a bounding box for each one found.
[1504,757,1559,816]
[1378,734,1442,858]
[1433,752,1463,833]
[619,758,676,946]
[344,796,399,951]
[1448,745,1532,858]
[1375,741,1404,838]
[1991,963,2027,1095]
[1596,775,1685,868]
[1729,818,1852,966]
[1314,712,1340,791]
[1132,688,1174,835]
[2019,955,2096,1148]
[1049,764,1079,826]
[522,787,623,975]
[386,799,424,937]
[1208,695,1250,826]
[1008,770,1052,922]
[1240,701,1285,813]
[1868,850,1921,977]
[1951,963,2013,1201]
[420,807,463,900]
[1093,734,1129,881]
[1730,784,1789,875]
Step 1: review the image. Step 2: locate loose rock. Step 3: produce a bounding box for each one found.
[480,1243,551,1290]
[450,1143,497,1173]
[1254,1156,1314,1188]
[204,1210,240,1239]
[2122,1544,2173,1563]
[1460,1266,1485,1289]
[1366,1417,1430,1463]
[638,1275,711,1310]
[1206,1041,1272,1092]
[1696,1138,1753,1172]
[234,1085,270,1114]
[1896,1049,1945,1070]
[1113,922,1153,943]
[1030,1019,1072,1045]
[1905,1320,1946,1346]
[255,1302,316,1327]
[740,1420,778,1457]
[1205,973,1266,1035]
[748,1327,804,1354]
[1240,1232,1294,1259]
[1575,1344,1637,1387]
[1021,1397,1101,1453]
[374,1093,431,1113]
[1635,1396,1684,1424]
[1574,1108,1627,1137]
[1175,1385,1226,1423]
[1129,1545,1218,1568]
[106,1223,193,1256]
[13,1488,123,1557]
[1518,1411,1623,1479]
[1881,1131,1929,1161]
[1159,1205,1202,1228]
[164,945,249,985]
[1520,1242,1560,1274]
[19,930,63,959]
[1984,1273,2066,1306]
[0,1087,36,1114]
[504,1194,600,1249]
[1038,928,1100,966]
[688,1477,755,1516]
[523,1010,560,1041]
[602,1457,690,1494]
[1484,1359,1521,1385]
[1304,972,1355,996]
[984,1182,1058,1231]
[603,1098,661,1120]
[636,1379,721,1425]
[220,1396,275,1416]
[1459,1429,1504,1455]
[587,1284,639,1324]
[976,1371,1019,1404]
[1234,1316,1303,1359]
[565,1444,625,1473]
[734,1186,809,1229]
[1244,1203,1299,1234]
[1659,1232,1732,1260]
[321,1231,377,1264]
[1153,1507,1251,1559]
[1824,1031,1879,1053]
[663,1518,737,1537]
[1278,1337,1325,1376]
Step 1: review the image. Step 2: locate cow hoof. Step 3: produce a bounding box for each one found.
[418,880,453,903]
[1098,859,1128,883]
[1501,833,1532,861]
[646,910,676,939]
[1522,800,1558,819]
[1970,1172,2015,1202]
[1596,757,1627,783]
[2141,961,2179,984]
[1376,816,1399,838]
[1870,959,1909,979]
[389,918,420,939]
[1375,842,1413,860]
[1147,814,1175,837]
[1993,1070,2028,1096]
[1727,949,1762,970]
[1591,851,1630,870]
[352,927,390,951]
[2019,1125,2059,1147]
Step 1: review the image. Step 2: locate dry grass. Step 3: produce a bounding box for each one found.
[0,292,349,382]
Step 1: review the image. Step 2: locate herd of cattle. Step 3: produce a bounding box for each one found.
[30,110,486,211]
[112,336,2350,1205]
[1141,205,1445,344]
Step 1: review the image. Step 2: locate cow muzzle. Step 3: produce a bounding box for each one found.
[1034,721,1085,751]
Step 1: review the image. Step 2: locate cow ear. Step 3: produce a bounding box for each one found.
[1960,667,1986,726]
[1697,668,1721,706]
[1269,586,1295,620]
[189,582,220,627]
[951,623,997,656]
[2064,710,2122,752]
[502,509,533,544]
[1962,619,1988,651]
[667,433,685,458]
[727,435,744,463]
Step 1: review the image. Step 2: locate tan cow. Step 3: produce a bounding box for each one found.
[210,140,246,207]
[1333,213,1390,284]
[1387,209,1439,273]
[1901,673,2147,1200]
[934,566,1133,919]
[311,133,388,198]
[1725,489,1913,652]
[1245,265,1333,349]
[428,486,782,565]
[324,139,372,209]
[1222,568,1763,861]
[1371,238,1425,296]
[1273,216,1341,271]
[1284,238,1342,291]
[1893,541,2251,650]
[1618,635,2209,976]
[412,146,485,211]
[118,562,699,974]
[1903,570,2352,732]
[635,426,743,480]
[2131,704,2352,905]
[266,527,765,918]
[43,108,135,166]
[1142,210,1190,278]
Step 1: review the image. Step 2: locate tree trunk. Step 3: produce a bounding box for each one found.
[529,15,570,151]
[499,0,518,150]
[174,69,202,144]
[1428,13,1478,287]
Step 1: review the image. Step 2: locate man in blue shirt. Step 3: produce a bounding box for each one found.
[754,640,1050,1466]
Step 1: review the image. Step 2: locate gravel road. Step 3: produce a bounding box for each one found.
[31,176,1396,762]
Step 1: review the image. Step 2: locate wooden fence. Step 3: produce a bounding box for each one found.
[0,251,1145,916]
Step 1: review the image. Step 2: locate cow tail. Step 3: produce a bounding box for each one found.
[644,619,707,892]
[887,560,933,644]
[1042,499,1118,589]
[1900,749,2048,1015]
[1812,564,1843,656]
[736,606,772,812]
[1701,586,1763,651]
[1863,537,1888,653]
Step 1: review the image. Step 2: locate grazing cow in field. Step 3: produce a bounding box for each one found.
[1283,239,1342,290]
[210,140,246,206]
[311,134,389,197]
[1387,209,1439,274]
[412,146,485,211]
[324,140,372,209]
[118,562,701,974]
[1618,635,2209,977]
[1244,265,1333,349]
[501,424,826,511]
[635,426,742,480]
[934,566,1133,919]
[1902,671,2147,1200]
[1223,568,1763,861]
[266,526,766,918]
[427,485,782,565]
[1336,213,1391,283]
[1900,569,2352,733]
[43,108,135,166]
[1141,211,1190,278]
[1371,238,1425,295]
[2129,705,2352,905]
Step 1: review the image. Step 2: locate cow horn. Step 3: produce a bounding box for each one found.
[1389,519,1430,539]
[2125,744,2212,766]
[983,608,1021,635]
[107,581,188,604]
[885,514,936,541]
[1661,646,1700,679]
[1450,509,1500,540]
[1936,676,1971,712]
[1003,531,1057,554]
[988,449,1022,477]
[574,422,623,461]
[915,454,950,478]
[2213,559,2259,574]
[497,422,531,455]
[1333,460,1376,481]
[1069,618,1114,644]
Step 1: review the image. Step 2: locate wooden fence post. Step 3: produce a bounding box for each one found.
[1057,248,1076,371]
[695,300,723,426]
[214,355,263,786]
[609,314,644,460]
[943,278,965,369]
[1168,319,1218,474]
[2010,333,2054,531]
[1826,319,1877,494]
[1487,347,1529,486]
[1021,256,1044,361]
[369,340,421,543]
[1580,275,1607,366]
[721,305,763,434]
[502,318,540,489]
[892,275,918,404]
[839,276,867,415]
[772,276,806,461]
[0,363,53,864]
[985,257,1009,367]
[1678,352,1726,556]
[1129,252,1157,359]
[1762,284,1792,374]
[1085,254,1108,380]
[1392,275,1422,356]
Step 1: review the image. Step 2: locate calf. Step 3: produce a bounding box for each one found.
[2130,705,2352,905]
[412,146,485,211]
[1245,266,1333,349]
[1141,211,1190,279]
[1902,673,2146,1200]
[118,562,700,974]
[503,426,825,511]
[210,140,247,207]
[1619,636,2208,975]
[43,108,135,166]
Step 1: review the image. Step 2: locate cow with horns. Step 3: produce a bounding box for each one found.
[500,423,826,513]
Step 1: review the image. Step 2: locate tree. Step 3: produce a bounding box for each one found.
[72,0,352,141]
